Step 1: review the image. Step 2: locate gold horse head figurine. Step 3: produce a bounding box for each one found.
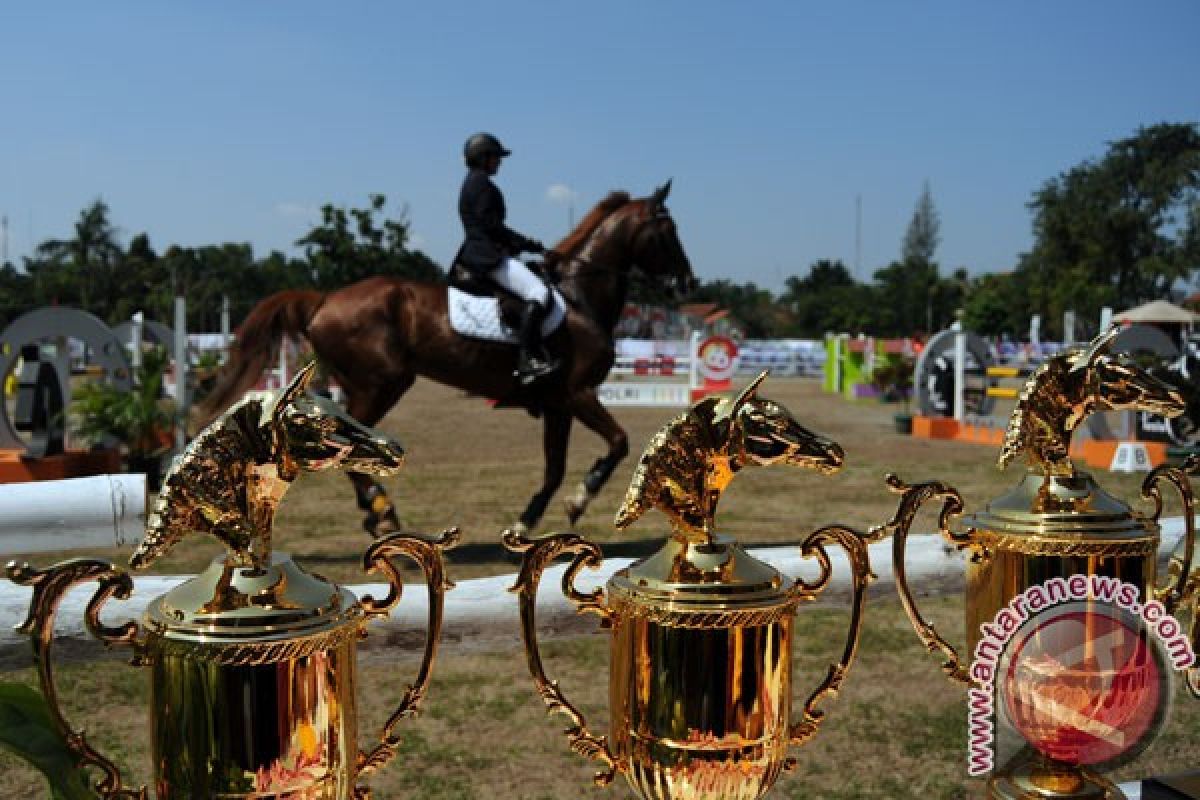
[615,371,844,541]
[131,362,406,571]
[998,326,1185,477]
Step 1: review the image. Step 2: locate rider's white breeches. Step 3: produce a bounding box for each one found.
[488,258,551,306]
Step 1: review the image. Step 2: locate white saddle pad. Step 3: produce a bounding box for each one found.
[447,287,567,343]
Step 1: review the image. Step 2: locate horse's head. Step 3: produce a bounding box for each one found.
[717,371,845,475]
[270,363,406,476]
[1071,327,1186,420]
[628,180,697,298]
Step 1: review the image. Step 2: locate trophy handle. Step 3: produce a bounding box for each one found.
[879,473,975,685]
[786,524,872,759]
[354,527,460,788]
[503,529,619,788]
[1142,456,1197,616]
[5,558,147,799]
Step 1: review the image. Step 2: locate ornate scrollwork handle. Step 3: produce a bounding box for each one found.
[5,558,147,799]
[1142,455,1197,616]
[503,529,618,787]
[785,524,873,763]
[881,473,976,685]
[354,527,460,793]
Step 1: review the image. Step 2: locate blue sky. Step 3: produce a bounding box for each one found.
[1,2,1197,292]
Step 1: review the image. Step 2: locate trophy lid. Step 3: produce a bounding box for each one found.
[144,552,362,644]
[962,471,1155,541]
[609,533,790,610]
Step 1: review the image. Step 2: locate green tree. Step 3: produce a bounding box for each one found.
[690,279,781,337]
[780,259,877,335]
[0,262,31,329]
[296,194,442,289]
[962,271,1030,336]
[903,181,941,265]
[110,233,161,324]
[1018,122,1200,336]
[26,199,123,314]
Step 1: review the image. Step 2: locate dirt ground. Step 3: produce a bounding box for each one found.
[1,377,1196,798]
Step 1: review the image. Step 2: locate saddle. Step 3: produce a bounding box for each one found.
[449,261,551,330]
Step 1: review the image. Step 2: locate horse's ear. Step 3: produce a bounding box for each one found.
[1070,326,1120,372]
[732,370,769,411]
[278,360,318,410]
[651,179,673,208]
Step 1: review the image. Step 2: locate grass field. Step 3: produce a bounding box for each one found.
[1,377,1196,798]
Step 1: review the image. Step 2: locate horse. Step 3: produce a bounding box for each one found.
[998,326,1185,477]
[201,181,696,536]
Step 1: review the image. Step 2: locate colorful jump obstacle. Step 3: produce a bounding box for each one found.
[823,334,916,400]
[910,324,1187,471]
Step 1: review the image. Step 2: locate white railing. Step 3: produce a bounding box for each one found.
[0,473,1188,654]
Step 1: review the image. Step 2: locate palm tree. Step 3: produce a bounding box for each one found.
[34,199,122,313]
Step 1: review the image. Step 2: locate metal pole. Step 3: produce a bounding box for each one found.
[278,340,288,388]
[174,296,188,450]
[130,311,144,370]
[220,295,231,359]
[854,194,862,280]
[953,329,966,422]
[688,330,701,394]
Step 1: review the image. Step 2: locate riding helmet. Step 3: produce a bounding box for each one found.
[464,132,511,166]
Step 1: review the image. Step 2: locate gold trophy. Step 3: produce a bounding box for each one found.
[505,372,886,799]
[887,328,1197,799]
[6,363,458,799]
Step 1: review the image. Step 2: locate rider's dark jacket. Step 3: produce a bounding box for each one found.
[454,167,538,273]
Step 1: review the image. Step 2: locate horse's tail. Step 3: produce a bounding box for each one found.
[199,289,325,423]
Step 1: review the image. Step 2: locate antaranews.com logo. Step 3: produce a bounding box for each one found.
[966,574,1195,777]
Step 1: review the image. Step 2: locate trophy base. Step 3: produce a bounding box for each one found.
[989,755,1125,800]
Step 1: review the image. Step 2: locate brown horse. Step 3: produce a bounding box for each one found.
[201,181,695,536]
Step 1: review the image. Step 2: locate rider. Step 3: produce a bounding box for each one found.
[455,132,560,385]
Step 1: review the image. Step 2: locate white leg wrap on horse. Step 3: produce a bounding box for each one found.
[565,483,593,522]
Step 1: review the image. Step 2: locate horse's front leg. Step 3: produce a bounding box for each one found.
[563,389,630,526]
[513,408,572,536]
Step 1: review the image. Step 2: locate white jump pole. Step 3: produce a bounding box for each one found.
[953,327,966,422]
[0,474,146,554]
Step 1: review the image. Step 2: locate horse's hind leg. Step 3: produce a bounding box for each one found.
[341,374,414,536]
[513,408,572,535]
[563,389,630,525]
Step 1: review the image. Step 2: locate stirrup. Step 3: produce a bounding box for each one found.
[516,353,560,385]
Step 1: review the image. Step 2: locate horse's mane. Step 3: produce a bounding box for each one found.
[998,352,1070,469]
[553,191,632,259]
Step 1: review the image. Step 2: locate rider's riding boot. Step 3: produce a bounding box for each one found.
[516,300,560,385]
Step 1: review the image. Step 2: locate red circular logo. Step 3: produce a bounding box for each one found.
[1001,607,1165,767]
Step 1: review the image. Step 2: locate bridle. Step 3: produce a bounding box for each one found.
[549,201,690,297]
